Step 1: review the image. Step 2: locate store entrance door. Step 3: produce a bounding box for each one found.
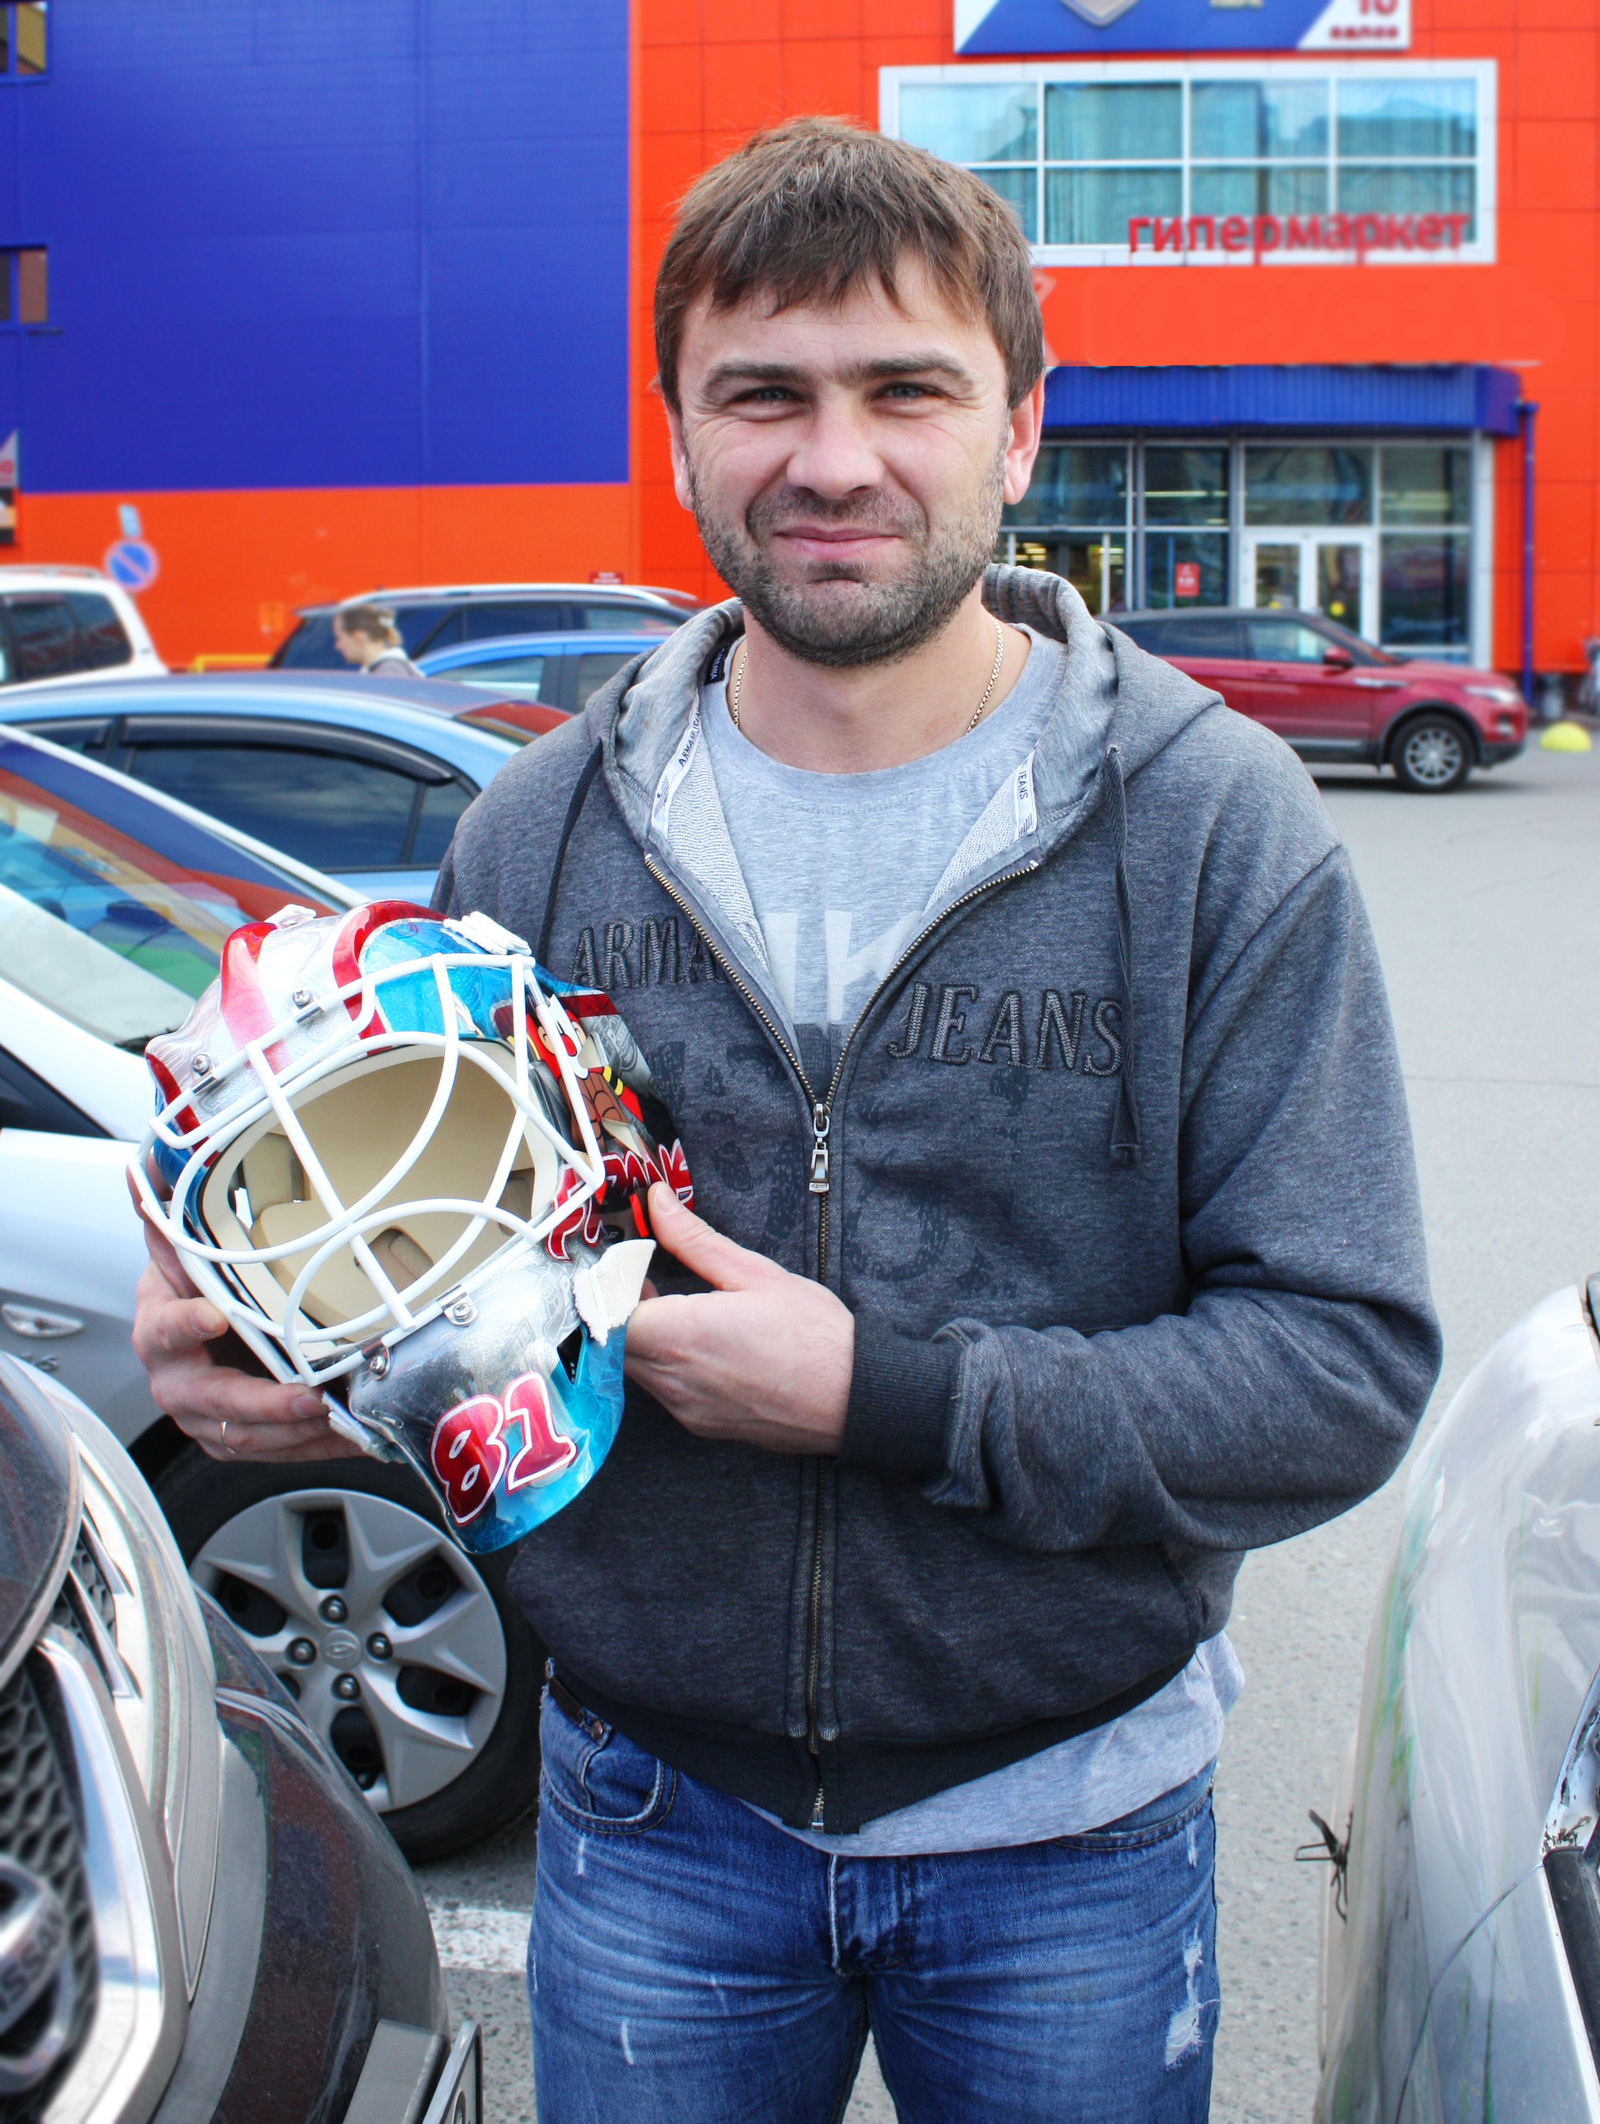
[1244,532,1376,641]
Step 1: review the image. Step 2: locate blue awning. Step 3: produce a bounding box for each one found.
[1042,364,1521,436]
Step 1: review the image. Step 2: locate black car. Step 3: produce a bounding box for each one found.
[0,1353,480,2124]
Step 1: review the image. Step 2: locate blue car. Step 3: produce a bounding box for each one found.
[418,628,668,734]
[0,669,520,901]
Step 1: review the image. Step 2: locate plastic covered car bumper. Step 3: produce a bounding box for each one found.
[1480,737,1527,767]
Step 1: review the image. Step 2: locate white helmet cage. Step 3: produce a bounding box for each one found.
[133,903,690,1409]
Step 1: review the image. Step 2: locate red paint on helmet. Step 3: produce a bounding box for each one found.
[331,900,435,1037]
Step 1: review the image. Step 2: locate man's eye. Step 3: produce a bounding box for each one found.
[882,383,938,402]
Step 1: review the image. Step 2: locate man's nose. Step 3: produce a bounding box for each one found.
[783,398,884,501]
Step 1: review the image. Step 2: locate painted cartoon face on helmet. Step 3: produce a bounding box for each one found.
[134,900,692,1552]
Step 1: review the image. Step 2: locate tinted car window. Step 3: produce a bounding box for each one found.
[412,781,473,867]
[397,607,458,655]
[17,717,114,753]
[574,602,678,635]
[65,593,133,671]
[124,742,422,871]
[462,602,568,641]
[575,652,641,709]
[1160,616,1244,659]
[0,732,339,1048]
[1112,619,1169,652]
[6,597,77,681]
[1246,618,1332,664]
[274,606,458,668]
[272,613,339,668]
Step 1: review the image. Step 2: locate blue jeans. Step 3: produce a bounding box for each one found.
[528,1690,1220,2123]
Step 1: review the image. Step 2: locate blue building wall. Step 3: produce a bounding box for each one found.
[0,0,629,493]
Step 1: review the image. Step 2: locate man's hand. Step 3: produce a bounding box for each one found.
[129,1172,363,1464]
[623,1183,853,1455]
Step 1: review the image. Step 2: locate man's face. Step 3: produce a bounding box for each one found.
[666,264,1043,669]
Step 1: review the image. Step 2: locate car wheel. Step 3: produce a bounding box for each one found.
[1391,713,1473,793]
[154,1444,544,1863]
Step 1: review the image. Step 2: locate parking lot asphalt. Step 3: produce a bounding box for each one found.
[415,735,1600,2122]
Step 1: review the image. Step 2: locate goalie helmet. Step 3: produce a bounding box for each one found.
[133,900,692,1554]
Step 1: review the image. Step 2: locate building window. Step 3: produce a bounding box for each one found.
[1003,443,1130,610]
[0,247,48,325]
[883,62,1494,264]
[0,5,47,77]
[16,248,45,322]
[1377,445,1473,652]
[1002,437,1474,653]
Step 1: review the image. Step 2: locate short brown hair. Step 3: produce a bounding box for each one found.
[654,117,1044,413]
[337,602,402,647]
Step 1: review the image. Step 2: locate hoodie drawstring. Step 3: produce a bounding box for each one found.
[1104,744,1142,1170]
[536,741,604,971]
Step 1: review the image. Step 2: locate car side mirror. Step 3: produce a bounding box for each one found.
[1322,645,1354,670]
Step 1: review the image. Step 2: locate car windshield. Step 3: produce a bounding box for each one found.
[0,735,342,1049]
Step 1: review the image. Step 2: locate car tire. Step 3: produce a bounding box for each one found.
[154,1444,544,1863]
[1390,712,1475,794]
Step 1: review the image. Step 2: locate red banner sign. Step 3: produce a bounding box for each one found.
[1127,211,1472,261]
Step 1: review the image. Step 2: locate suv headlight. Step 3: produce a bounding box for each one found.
[68,1435,220,1996]
[1465,684,1523,706]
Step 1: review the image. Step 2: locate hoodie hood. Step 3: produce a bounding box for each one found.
[594,564,1220,857]
[556,565,1227,1172]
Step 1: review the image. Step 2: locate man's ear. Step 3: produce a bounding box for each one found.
[664,401,695,514]
[1003,375,1047,507]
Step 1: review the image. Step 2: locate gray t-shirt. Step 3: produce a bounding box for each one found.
[701,630,1064,1087]
[700,630,1242,1855]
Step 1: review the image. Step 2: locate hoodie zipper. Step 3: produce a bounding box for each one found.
[643,849,1039,1829]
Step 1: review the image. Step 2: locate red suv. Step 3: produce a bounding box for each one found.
[1113,608,1527,793]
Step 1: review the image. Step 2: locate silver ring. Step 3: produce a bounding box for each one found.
[220,1417,233,1456]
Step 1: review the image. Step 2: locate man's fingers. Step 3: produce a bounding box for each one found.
[155,1364,326,1430]
[644,1184,785,1292]
[202,1415,362,1463]
[132,1283,228,1361]
[623,1291,689,1367]
[128,1170,201,1296]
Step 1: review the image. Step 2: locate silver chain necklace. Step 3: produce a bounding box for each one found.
[728,616,1006,738]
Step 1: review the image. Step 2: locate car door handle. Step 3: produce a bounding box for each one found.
[1,1303,84,1339]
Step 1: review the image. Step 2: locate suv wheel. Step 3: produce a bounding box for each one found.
[155,1446,544,1862]
[1391,712,1473,794]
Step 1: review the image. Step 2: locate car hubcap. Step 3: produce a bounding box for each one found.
[193,1488,507,1814]
[1403,726,1463,787]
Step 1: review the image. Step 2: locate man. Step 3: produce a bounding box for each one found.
[332,600,422,676]
[133,119,1440,2120]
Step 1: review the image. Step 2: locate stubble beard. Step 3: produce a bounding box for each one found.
[687,443,1008,671]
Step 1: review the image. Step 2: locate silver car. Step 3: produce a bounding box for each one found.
[0,728,546,1863]
[0,1352,478,2124]
[1316,1281,1600,2120]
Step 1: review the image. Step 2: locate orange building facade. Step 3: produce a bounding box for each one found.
[9,0,1593,690]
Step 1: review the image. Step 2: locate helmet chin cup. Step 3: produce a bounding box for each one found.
[132,901,692,1553]
[342,1236,654,1552]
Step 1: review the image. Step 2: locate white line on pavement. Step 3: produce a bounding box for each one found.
[426,1901,530,1976]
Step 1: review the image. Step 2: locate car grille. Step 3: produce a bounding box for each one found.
[0,1664,98,2123]
[65,1535,117,1638]
[49,1534,118,1654]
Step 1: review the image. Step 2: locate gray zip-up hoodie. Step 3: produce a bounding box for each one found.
[433,565,1441,1833]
